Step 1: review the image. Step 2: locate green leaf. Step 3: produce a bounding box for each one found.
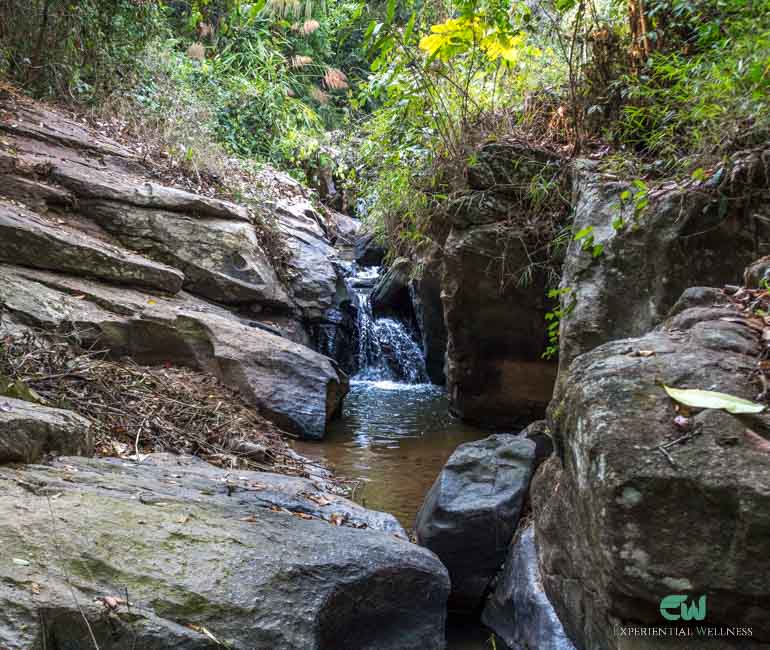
[663,385,766,414]
[691,167,707,182]
[620,190,632,201]
[591,243,604,257]
[574,225,594,241]
[385,0,396,26]
[403,12,416,42]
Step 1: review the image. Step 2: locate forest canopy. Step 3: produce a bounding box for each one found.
[1,0,767,250]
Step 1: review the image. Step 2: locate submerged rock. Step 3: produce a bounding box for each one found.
[0,397,93,463]
[482,523,576,650]
[0,454,450,649]
[415,434,536,612]
[534,293,770,649]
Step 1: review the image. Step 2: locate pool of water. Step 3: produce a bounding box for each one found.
[295,379,492,528]
[294,379,507,650]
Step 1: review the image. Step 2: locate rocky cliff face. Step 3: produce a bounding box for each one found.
[0,94,349,439]
[418,142,565,426]
[533,282,770,649]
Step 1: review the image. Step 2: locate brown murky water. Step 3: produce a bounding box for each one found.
[295,379,492,528]
[295,379,505,650]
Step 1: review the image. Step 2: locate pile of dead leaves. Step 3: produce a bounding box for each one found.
[0,329,312,476]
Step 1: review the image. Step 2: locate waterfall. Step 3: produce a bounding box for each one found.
[352,267,428,384]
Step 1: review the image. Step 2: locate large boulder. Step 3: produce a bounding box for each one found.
[354,229,386,267]
[557,156,770,378]
[275,199,340,321]
[0,454,450,649]
[533,291,770,649]
[81,200,292,308]
[0,265,347,439]
[442,224,557,427]
[482,523,576,650]
[371,257,412,316]
[415,434,536,612]
[0,397,93,463]
[410,245,448,384]
[0,200,184,294]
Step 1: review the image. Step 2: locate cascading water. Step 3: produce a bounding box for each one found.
[352,267,428,384]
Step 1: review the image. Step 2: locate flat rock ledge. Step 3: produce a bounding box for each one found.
[0,453,450,650]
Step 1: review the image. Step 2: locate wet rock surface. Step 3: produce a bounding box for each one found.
[416,434,536,613]
[410,245,447,384]
[0,454,450,650]
[482,523,576,650]
[371,257,412,317]
[533,294,770,649]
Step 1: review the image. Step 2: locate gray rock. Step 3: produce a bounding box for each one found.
[416,434,536,612]
[371,257,412,316]
[0,200,185,294]
[557,157,770,379]
[411,245,447,384]
[354,230,386,267]
[81,200,292,307]
[0,397,93,463]
[0,454,449,649]
[275,200,340,321]
[534,296,770,649]
[745,255,770,288]
[482,524,576,650]
[329,209,361,244]
[442,224,557,427]
[0,265,347,439]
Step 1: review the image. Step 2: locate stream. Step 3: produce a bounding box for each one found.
[296,263,502,650]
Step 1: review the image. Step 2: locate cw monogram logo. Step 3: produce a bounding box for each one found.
[659,595,707,622]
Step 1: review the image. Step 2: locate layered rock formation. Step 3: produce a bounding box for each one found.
[408,142,566,423]
[557,153,770,377]
[0,94,348,439]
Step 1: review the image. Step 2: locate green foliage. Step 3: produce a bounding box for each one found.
[542,286,575,360]
[0,0,164,100]
[614,0,770,164]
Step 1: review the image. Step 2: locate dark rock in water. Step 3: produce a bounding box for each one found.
[355,230,386,267]
[312,262,359,375]
[0,454,450,650]
[745,255,770,288]
[534,294,770,649]
[482,523,576,650]
[0,397,93,463]
[442,224,557,427]
[371,257,412,316]
[411,245,448,385]
[557,156,770,379]
[415,434,536,613]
